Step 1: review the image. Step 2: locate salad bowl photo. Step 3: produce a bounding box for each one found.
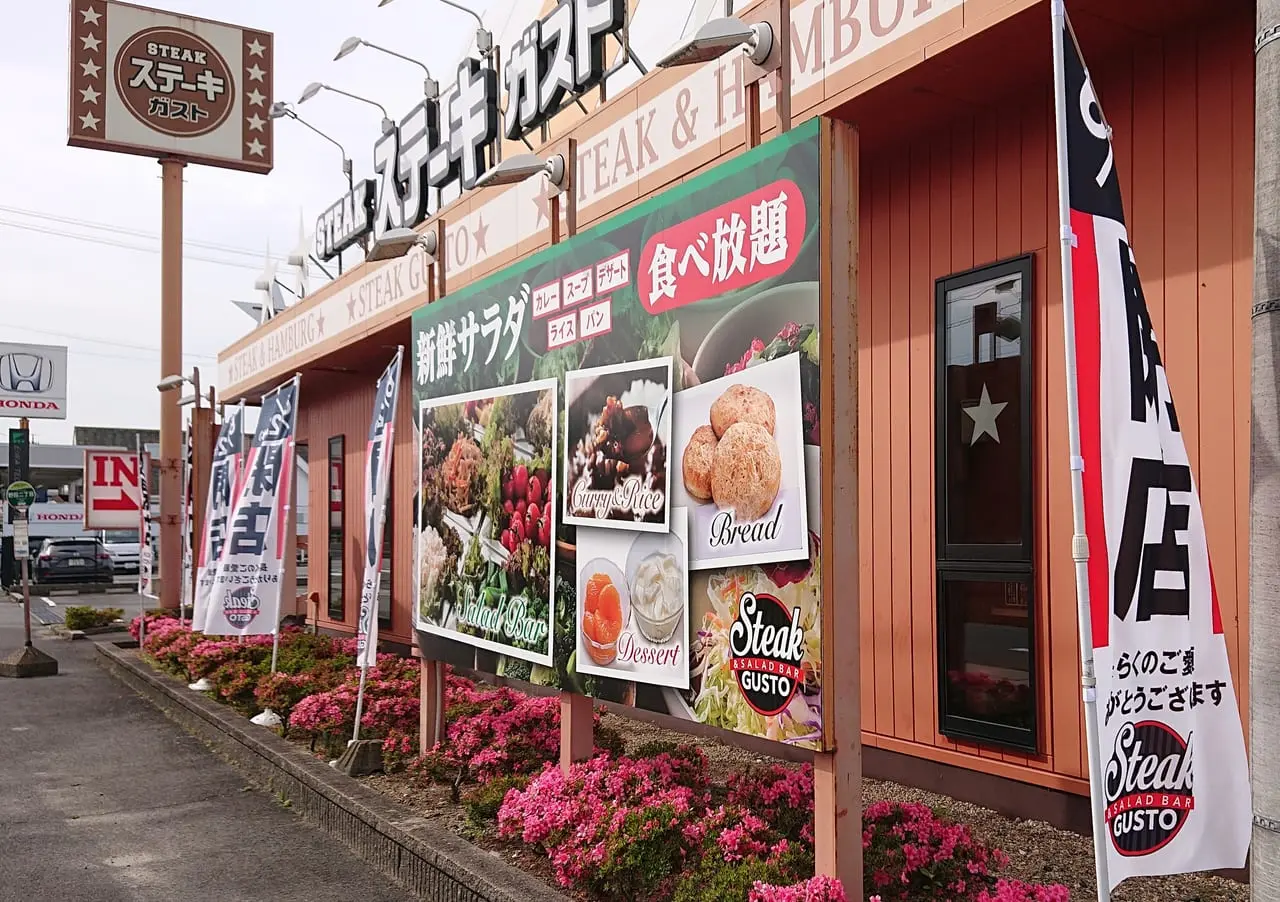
[691,281,819,384]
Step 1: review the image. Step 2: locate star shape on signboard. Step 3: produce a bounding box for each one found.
[347,296,358,322]
[962,384,1008,446]
[246,113,264,132]
[315,311,325,335]
[247,64,265,82]
[78,111,100,131]
[80,58,100,78]
[473,214,488,255]
[80,85,100,104]
[246,138,265,157]
[80,7,101,25]
[81,32,101,52]
[532,185,554,227]
[246,38,265,57]
[246,88,265,107]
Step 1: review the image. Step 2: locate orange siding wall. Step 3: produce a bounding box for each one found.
[300,361,418,648]
[856,11,1255,793]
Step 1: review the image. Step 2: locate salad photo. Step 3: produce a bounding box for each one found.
[416,379,558,666]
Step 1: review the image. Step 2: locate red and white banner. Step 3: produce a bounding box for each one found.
[83,450,141,530]
[136,436,155,598]
[1055,8,1250,888]
[355,349,401,669]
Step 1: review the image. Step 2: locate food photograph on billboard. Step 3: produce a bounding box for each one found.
[413,121,823,748]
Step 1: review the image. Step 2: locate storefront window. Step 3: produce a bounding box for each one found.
[295,444,309,598]
[328,436,344,620]
[378,491,392,628]
[935,256,1036,752]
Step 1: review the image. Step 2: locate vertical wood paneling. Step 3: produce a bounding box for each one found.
[1196,29,1240,696]
[889,153,915,742]
[909,138,937,747]
[856,16,1251,792]
[858,170,878,733]
[1163,34,1201,475]
[870,158,896,737]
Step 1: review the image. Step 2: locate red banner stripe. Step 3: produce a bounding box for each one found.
[1070,210,1110,650]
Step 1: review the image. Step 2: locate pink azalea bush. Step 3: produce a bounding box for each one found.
[976,880,1071,902]
[862,800,1006,902]
[748,875,849,902]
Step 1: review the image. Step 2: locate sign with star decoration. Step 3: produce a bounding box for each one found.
[67,1,273,174]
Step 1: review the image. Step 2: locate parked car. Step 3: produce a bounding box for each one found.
[100,529,140,575]
[34,537,115,585]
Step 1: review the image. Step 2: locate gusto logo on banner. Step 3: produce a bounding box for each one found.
[1103,721,1195,856]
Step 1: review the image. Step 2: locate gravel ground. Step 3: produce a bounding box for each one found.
[351,714,1249,902]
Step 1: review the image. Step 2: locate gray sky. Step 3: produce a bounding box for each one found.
[1,0,489,444]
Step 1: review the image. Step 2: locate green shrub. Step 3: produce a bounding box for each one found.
[589,802,692,901]
[210,659,269,715]
[594,725,626,758]
[64,606,124,631]
[671,847,811,902]
[464,775,529,827]
[631,739,683,759]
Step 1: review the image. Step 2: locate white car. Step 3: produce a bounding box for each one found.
[101,529,140,574]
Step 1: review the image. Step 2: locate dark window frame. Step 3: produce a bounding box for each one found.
[295,442,309,596]
[934,254,1038,753]
[328,436,345,620]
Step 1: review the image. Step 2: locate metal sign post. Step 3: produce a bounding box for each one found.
[0,471,56,677]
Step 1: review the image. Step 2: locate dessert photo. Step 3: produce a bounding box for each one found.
[671,353,810,571]
[563,357,673,533]
[416,378,558,666]
[574,508,690,690]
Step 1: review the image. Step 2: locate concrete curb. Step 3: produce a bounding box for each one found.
[94,643,568,902]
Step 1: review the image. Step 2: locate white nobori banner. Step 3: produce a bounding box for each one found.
[1053,5,1250,891]
[194,404,245,631]
[204,377,299,637]
[355,349,402,669]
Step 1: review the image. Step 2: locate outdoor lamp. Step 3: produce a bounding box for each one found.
[655,16,774,69]
[298,82,395,135]
[472,152,567,191]
[270,100,355,188]
[156,374,185,392]
[377,0,493,56]
[335,36,439,99]
[366,227,438,263]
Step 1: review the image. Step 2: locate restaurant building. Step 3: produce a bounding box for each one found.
[216,0,1254,824]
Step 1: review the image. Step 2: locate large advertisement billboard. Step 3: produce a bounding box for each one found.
[413,120,824,749]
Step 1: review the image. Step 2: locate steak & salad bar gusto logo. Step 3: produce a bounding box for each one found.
[1103,720,1194,856]
[728,591,806,716]
[222,585,261,629]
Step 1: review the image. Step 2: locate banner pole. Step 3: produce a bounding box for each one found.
[1050,1,1111,897]
[352,660,369,744]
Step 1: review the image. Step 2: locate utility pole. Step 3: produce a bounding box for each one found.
[1252,3,1280,897]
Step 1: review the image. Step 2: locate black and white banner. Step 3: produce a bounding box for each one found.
[1055,9,1249,886]
[205,378,300,637]
[194,404,246,632]
[356,349,402,668]
[137,435,155,598]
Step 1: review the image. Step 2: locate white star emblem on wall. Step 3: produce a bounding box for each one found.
[81,33,101,52]
[79,111,100,131]
[246,138,265,157]
[246,38,265,57]
[80,7,101,25]
[80,59,100,78]
[246,113,264,132]
[246,88,265,107]
[962,384,1008,446]
[247,64,264,82]
[80,85,100,104]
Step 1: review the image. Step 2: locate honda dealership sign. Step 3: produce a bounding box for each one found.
[0,342,68,420]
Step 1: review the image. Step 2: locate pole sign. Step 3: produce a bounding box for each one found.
[7,428,30,524]
[0,342,68,419]
[66,1,275,174]
[83,450,143,530]
[313,0,624,262]
[7,480,33,559]
[355,349,402,668]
